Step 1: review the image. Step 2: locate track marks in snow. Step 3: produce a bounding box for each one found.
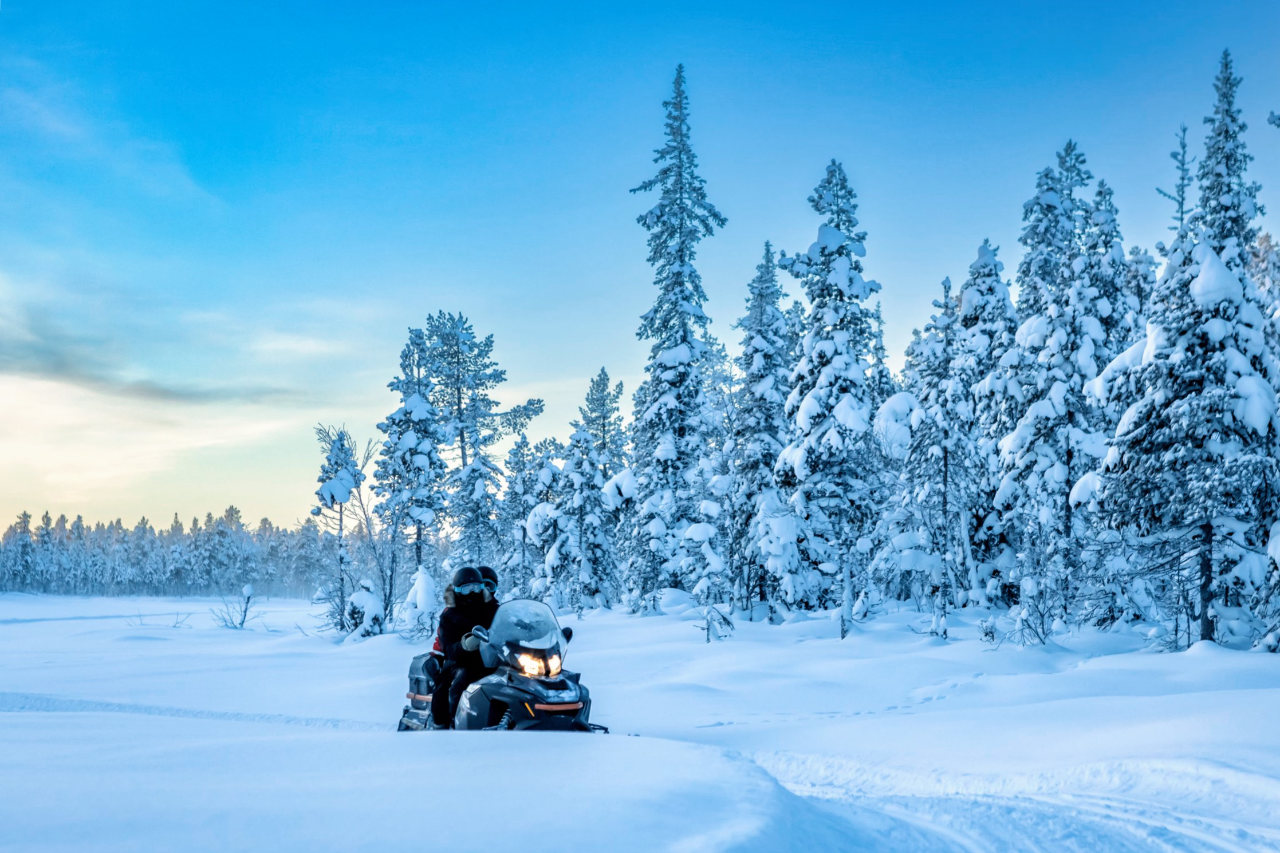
[751,752,1280,852]
[0,691,386,731]
[0,613,172,626]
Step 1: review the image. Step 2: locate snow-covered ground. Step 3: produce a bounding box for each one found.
[2,594,1279,852]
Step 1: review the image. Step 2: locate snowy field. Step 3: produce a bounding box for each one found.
[2,595,1279,852]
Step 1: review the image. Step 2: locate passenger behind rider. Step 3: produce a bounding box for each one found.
[430,565,500,728]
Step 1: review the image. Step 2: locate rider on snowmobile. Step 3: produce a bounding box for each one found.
[478,565,499,599]
[430,565,500,728]
[424,566,500,695]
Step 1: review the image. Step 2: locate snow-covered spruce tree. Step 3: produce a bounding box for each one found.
[783,299,807,368]
[0,512,34,590]
[1157,124,1196,245]
[1094,233,1280,648]
[622,64,727,605]
[374,327,449,631]
[689,341,737,607]
[205,507,256,592]
[957,240,1019,601]
[867,303,899,411]
[1083,181,1137,367]
[699,332,736,453]
[1014,164,1071,322]
[1194,50,1263,273]
[524,445,567,606]
[421,311,543,568]
[777,160,882,636]
[312,425,366,631]
[1125,246,1158,330]
[873,279,979,637]
[726,243,795,615]
[1094,53,1279,649]
[578,367,626,480]
[865,305,904,534]
[1251,233,1280,317]
[541,426,619,611]
[523,438,569,602]
[498,434,541,596]
[995,142,1105,642]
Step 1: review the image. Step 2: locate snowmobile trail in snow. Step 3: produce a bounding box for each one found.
[750,752,1280,852]
[0,691,387,731]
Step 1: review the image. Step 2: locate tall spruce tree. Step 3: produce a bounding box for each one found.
[554,427,620,610]
[421,312,543,567]
[578,368,626,480]
[873,279,978,636]
[783,299,807,368]
[958,240,1019,599]
[1195,50,1263,272]
[1157,124,1196,242]
[995,143,1105,641]
[1015,165,1072,321]
[728,243,795,613]
[1083,180,1136,365]
[623,64,727,603]
[1095,235,1280,647]
[1250,233,1280,321]
[312,426,365,631]
[498,434,540,595]
[777,160,881,636]
[1096,53,1279,648]
[867,303,899,411]
[1125,246,1158,328]
[373,328,449,621]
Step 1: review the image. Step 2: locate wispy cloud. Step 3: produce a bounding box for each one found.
[0,272,293,404]
[248,331,351,359]
[0,54,213,204]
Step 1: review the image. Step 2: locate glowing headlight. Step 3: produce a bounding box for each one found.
[516,653,545,677]
[547,654,562,677]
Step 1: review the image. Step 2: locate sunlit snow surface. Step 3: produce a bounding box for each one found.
[2,595,1279,852]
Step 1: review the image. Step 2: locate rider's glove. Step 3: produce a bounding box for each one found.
[461,632,480,652]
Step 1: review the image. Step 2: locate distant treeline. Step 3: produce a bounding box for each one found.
[0,507,335,598]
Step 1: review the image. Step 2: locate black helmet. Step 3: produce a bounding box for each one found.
[451,566,483,590]
[477,565,498,590]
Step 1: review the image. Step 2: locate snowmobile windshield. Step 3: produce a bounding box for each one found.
[485,600,566,678]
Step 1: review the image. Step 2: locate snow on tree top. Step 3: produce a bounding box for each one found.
[684,522,717,542]
[874,391,919,461]
[602,468,638,510]
[810,223,865,259]
[657,343,694,366]
[1189,244,1243,308]
[317,469,357,507]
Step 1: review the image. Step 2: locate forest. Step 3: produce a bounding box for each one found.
[4,52,1279,653]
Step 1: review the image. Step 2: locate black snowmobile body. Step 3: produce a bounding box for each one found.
[455,665,600,731]
[397,599,606,733]
[397,652,441,731]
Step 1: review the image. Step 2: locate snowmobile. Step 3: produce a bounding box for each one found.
[398,599,606,732]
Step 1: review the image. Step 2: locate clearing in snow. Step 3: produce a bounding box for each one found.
[2,594,1279,852]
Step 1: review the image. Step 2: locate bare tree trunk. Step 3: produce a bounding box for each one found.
[415,522,423,572]
[1199,519,1215,642]
[338,503,349,631]
[840,560,852,639]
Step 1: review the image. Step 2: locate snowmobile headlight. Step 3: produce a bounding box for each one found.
[516,652,546,678]
[546,654,561,677]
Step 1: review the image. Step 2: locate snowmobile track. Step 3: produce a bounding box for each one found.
[0,691,386,731]
[751,751,1280,852]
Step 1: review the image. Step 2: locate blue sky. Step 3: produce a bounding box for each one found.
[2,1,1278,526]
